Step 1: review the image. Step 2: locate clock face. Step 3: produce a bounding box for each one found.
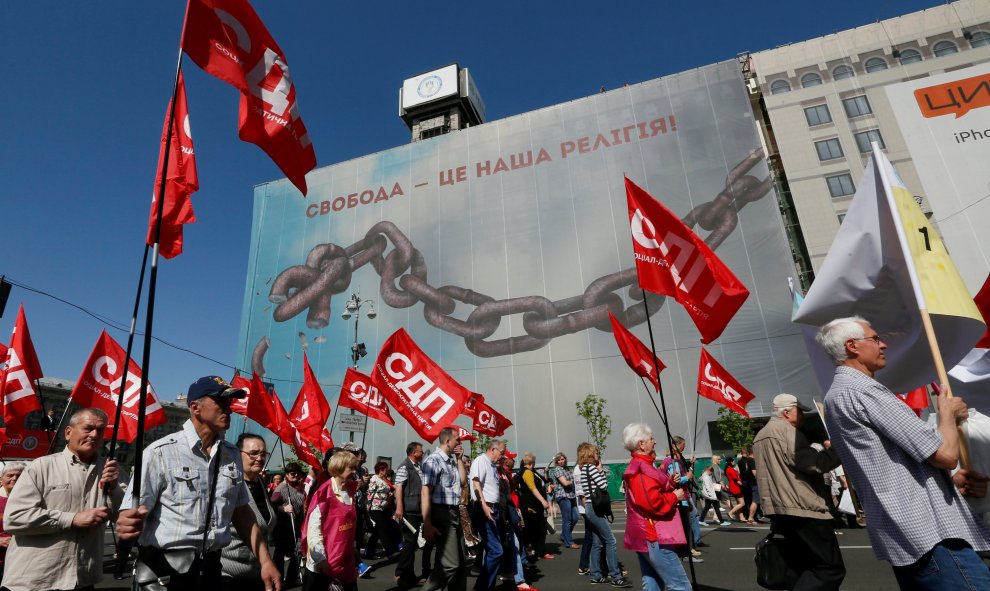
[417,75,443,99]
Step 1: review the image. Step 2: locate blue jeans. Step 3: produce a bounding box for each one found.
[637,542,691,591]
[472,504,503,591]
[557,497,578,546]
[892,540,990,591]
[584,501,620,580]
[680,502,701,546]
[579,513,593,569]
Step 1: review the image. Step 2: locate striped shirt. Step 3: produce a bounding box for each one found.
[576,463,608,500]
[422,447,462,505]
[123,420,250,551]
[825,366,990,565]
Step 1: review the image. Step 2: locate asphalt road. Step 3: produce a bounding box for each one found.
[96,508,900,590]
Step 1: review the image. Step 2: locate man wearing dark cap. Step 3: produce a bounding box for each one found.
[116,376,282,591]
[753,393,844,590]
[270,461,306,585]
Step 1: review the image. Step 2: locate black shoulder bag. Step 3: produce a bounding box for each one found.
[754,529,799,590]
[583,465,613,522]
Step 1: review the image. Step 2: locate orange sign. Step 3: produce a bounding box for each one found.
[914,73,990,119]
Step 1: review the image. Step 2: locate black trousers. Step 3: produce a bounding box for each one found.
[367,508,400,556]
[395,512,436,583]
[769,515,846,591]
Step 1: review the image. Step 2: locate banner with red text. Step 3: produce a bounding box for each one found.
[338,367,395,426]
[0,428,51,459]
[69,330,166,443]
[370,329,470,441]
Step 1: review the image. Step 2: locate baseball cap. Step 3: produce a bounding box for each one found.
[186,376,248,405]
[772,393,812,412]
[503,449,518,459]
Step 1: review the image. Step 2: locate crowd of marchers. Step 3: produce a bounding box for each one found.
[1,315,989,591]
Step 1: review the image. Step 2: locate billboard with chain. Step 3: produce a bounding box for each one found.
[237,60,814,461]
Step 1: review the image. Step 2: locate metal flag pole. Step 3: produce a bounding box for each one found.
[130,48,185,505]
[692,391,702,453]
[639,376,668,431]
[639,294,698,590]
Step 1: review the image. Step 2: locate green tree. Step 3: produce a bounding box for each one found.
[714,406,754,453]
[575,393,612,455]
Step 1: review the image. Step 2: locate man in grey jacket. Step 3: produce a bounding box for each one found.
[753,393,843,591]
[221,433,277,591]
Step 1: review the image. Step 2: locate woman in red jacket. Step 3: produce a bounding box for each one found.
[723,457,746,522]
[622,423,691,591]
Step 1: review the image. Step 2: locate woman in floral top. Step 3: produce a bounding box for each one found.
[549,452,579,548]
[365,461,399,558]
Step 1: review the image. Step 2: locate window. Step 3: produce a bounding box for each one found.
[827,173,856,198]
[933,40,958,57]
[971,31,990,48]
[864,57,888,72]
[815,138,844,161]
[842,95,873,118]
[898,49,923,65]
[837,214,847,224]
[832,65,855,80]
[855,129,886,153]
[804,104,832,126]
[770,79,791,94]
[800,72,823,88]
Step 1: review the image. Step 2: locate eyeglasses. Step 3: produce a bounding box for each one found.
[241,450,269,459]
[854,335,882,344]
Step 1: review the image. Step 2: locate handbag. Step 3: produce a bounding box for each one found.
[838,489,856,515]
[584,465,613,521]
[754,530,799,590]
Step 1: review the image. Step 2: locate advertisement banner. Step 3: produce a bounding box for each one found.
[885,63,990,294]
[236,61,813,460]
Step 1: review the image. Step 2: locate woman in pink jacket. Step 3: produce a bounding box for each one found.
[622,423,691,591]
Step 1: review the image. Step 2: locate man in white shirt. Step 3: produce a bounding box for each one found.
[468,440,505,591]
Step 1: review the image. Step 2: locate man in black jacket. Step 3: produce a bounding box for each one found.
[394,441,434,588]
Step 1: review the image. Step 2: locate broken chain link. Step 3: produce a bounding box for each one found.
[257,148,771,365]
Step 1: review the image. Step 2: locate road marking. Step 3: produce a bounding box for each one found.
[730,546,873,550]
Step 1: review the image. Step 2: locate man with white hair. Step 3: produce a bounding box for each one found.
[818,316,990,589]
[753,393,844,590]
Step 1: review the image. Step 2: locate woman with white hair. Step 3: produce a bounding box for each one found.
[0,462,26,577]
[622,423,691,591]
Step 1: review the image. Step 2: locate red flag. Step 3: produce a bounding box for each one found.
[317,427,334,454]
[229,371,251,416]
[975,274,990,348]
[625,177,749,343]
[288,354,331,445]
[291,427,322,471]
[181,0,316,195]
[338,368,395,426]
[472,397,513,437]
[271,392,295,445]
[461,392,484,419]
[0,428,50,459]
[897,386,930,417]
[244,372,291,443]
[453,425,477,442]
[68,331,167,443]
[148,70,198,259]
[697,348,755,417]
[608,311,664,391]
[2,305,43,427]
[370,329,470,441]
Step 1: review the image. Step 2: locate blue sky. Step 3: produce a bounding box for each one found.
[1,0,943,403]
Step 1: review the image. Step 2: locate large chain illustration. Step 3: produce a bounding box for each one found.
[253,148,771,371]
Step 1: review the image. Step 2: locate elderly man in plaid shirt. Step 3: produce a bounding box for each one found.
[421,427,468,591]
[818,316,990,590]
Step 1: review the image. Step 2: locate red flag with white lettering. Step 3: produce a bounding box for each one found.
[697,348,754,417]
[370,328,470,441]
[148,70,198,259]
[453,425,477,442]
[288,353,331,445]
[460,392,484,419]
[181,0,316,195]
[338,368,395,426]
[608,312,664,392]
[2,305,43,427]
[472,397,513,437]
[291,427,322,470]
[229,372,251,416]
[317,427,334,454]
[625,177,749,344]
[69,331,167,442]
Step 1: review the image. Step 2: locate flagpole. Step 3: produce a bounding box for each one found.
[692,391,702,453]
[108,244,151,461]
[131,48,185,505]
[359,389,373,450]
[640,295,698,590]
[638,376,667,431]
[920,309,972,467]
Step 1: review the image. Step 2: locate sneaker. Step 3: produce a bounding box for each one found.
[690,549,702,557]
[609,578,633,588]
[577,568,590,576]
[358,563,372,578]
[682,556,704,564]
[719,521,731,526]
[589,577,609,584]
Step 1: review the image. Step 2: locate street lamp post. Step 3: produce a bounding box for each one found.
[341,293,376,441]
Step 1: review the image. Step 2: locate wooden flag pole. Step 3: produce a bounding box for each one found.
[919,308,972,468]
